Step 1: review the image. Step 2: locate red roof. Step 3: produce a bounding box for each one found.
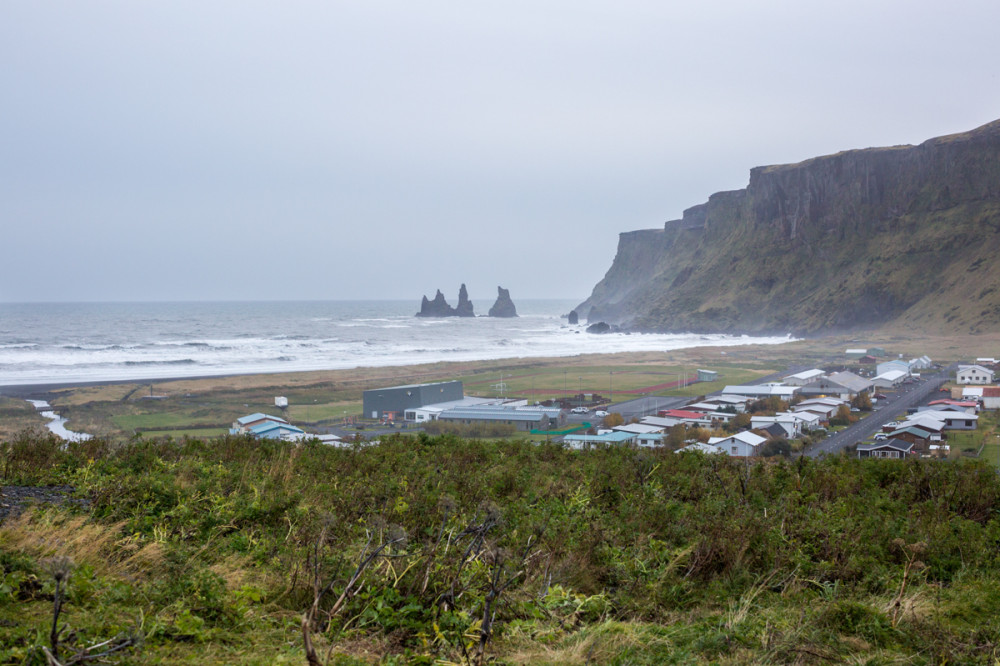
[660,409,708,419]
[929,399,977,407]
[982,387,1000,397]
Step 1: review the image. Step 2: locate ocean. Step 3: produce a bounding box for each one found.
[0,300,793,387]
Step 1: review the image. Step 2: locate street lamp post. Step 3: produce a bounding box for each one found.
[610,371,613,405]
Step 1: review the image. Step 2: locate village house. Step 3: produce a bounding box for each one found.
[857,438,915,459]
[792,397,847,419]
[562,430,637,449]
[911,409,979,430]
[230,413,306,442]
[750,414,801,439]
[957,365,995,385]
[708,431,768,457]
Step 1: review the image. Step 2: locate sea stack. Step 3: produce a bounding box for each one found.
[416,285,477,317]
[488,286,518,318]
[455,284,475,317]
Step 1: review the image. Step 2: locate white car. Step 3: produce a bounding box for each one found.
[594,410,609,418]
[571,406,589,414]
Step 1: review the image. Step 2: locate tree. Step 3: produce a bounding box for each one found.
[830,404,853,426]
[602,412,625,428]
[760,438,791,458]
[852,390,873,411]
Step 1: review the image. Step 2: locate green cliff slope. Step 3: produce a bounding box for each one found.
[579,119,1000,334]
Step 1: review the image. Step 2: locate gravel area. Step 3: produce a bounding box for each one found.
[0,485,89,522]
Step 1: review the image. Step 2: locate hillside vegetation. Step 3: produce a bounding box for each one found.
[579,119,1000,335]
[4,431,1000,664]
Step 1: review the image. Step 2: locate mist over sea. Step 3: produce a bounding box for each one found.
[0,301,793,386]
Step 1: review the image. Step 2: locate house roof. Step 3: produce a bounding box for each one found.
[757,423,788,438]
[236,412,288,426]
[563,431,637,444]
[858,438,915,453]
[614,423,665,434]
[888,426,936,439]
[723,385,798,397]
[249,421,304,436]
[958,365,994,375]
[826,371,873,393]
[439,407,548,422]
[785,369,825,382]
[914,410,978,421]
[640,416,680,428]
[660,409,711,420]
[874,370,908,382]
[983,387,1000,397]
[675,442,723,454]
[709,431,767,447]
[928,399,978,407]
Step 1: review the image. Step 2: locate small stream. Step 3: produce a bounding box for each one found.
[26,399,93,442]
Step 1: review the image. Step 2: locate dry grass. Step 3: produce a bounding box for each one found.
[502,620,672,665]
[0,509,166,580]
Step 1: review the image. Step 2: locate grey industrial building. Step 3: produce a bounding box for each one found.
[437,406,552,432]
[363,380,464,420]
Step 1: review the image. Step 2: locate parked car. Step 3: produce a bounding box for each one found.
[571,406,589,414]
[874,433,888,441]
[594,410,609,418]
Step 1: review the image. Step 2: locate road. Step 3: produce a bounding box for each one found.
[804,367,953,457]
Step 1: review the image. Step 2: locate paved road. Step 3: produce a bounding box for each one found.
[804,367,953,458]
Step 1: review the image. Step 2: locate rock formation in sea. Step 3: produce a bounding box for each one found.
[575,118,1000,335]
[416,285,476,317]
[567,310,579,325]
[488,286,518,317]
[455,284,475,317]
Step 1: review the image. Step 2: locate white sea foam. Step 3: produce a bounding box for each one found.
[0,300,795,386]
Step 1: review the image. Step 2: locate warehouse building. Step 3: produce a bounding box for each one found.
[362,380,464,421]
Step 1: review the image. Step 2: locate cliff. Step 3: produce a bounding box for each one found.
[578,118,1000,335]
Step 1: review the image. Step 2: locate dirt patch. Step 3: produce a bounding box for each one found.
[0,485,88,522]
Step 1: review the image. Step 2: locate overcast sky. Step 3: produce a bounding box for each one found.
[3,1,999,303]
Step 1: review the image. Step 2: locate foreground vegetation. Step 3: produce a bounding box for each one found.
[4,429,1000,664]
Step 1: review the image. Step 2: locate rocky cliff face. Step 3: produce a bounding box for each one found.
[578,119,1000,335]
[488,286,518,317]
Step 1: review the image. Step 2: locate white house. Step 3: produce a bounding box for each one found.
[982,388,1000,410]
[637,432,666,447]
[957,365,995,385]
[912,410,978,430]
[792,398,845,419]
[708,431,768,457]
[750,414,801,439]
[783,410,822,431]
